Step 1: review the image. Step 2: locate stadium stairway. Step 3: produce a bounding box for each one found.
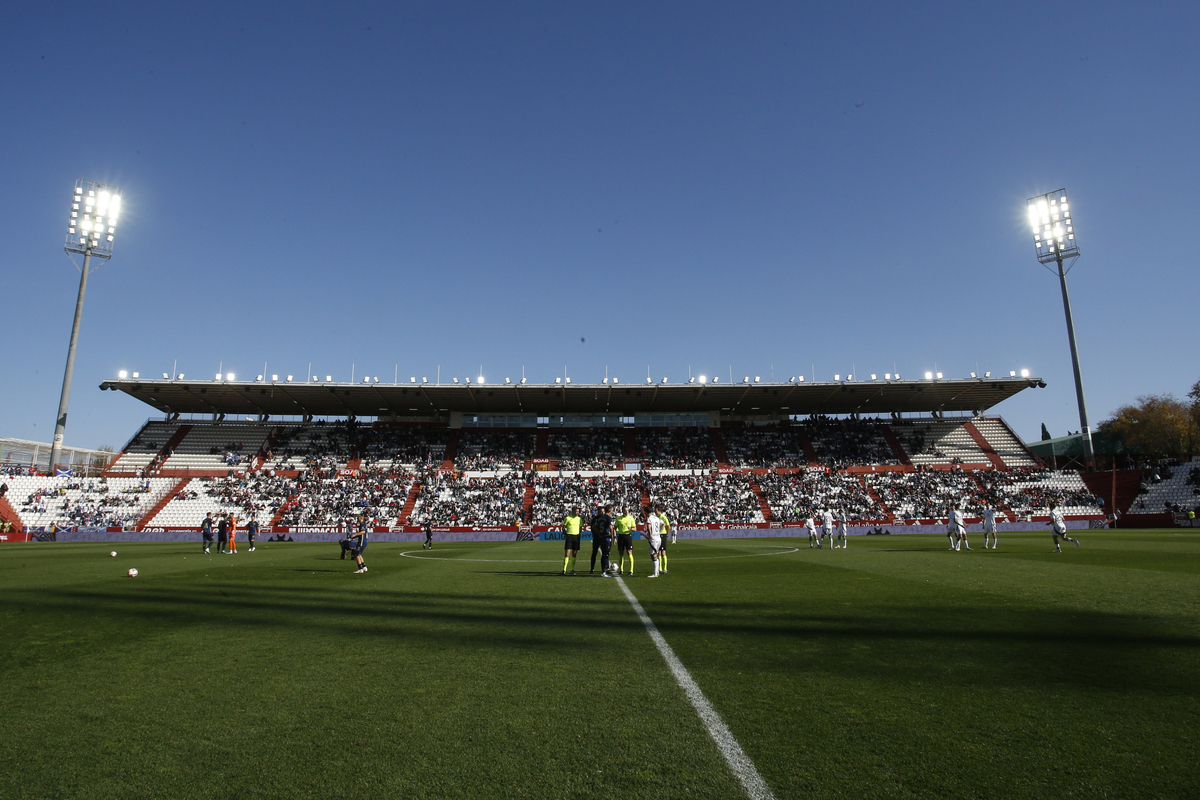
[253,426,283,471]
[622,428,639,461]
[968,472,1018,520]
[346,458,362,472]
[534,430,549,459]
[709,430,730,467]
[746,476,775,522]
[862,480,894,522]
[962,420,1007,470]
[1082,469,1149,516]
[148,425,192,476]
[795,427,820,465]
[0,496,26,539]
[881,426,913,466]
[136,478,192,530]
[397,482,422,524]
[521,483,536,524]
[441,431,459,471]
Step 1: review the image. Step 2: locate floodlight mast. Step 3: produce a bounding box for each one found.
[1027,188,1094,469]
[50,180,122,474]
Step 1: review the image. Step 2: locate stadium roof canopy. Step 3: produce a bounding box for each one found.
[99,376,1045,419]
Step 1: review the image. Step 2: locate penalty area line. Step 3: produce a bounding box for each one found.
[616,577,776,800]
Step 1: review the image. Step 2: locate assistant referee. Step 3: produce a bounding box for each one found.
[562,506,583,575]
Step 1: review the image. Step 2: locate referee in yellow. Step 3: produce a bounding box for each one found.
[613,506,637,575]
[562,506,583,575]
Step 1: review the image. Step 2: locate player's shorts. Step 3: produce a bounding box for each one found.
[657,536,668,551]
[617,533,633,552]
[647,534,662,555]
[247,531,257,541]
[564,534,581,551]
[983,524,997,533]
[821,527,833,537]
[202,531,214,541]
[1052,525,1066,536]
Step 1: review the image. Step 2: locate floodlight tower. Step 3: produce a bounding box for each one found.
[50,180,122,474]
[1027,188,1094,469]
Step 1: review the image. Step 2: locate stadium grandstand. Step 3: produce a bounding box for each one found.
[10,372,1188,541]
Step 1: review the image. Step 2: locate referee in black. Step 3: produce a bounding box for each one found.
[589,505,614,576]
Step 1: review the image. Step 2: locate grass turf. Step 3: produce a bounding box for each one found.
[1,531,1198,799]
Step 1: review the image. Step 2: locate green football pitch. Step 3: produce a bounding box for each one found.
[2,531,1198,799]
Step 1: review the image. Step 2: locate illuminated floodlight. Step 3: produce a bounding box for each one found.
[895,374,901,380]
[1009,371,1017,377]
[65,179,122,258]
[925,372,933,380]
[1027,188,1077,264]
[475,376,483,385]
[325,375,332,382]
[132,372,139,378]
[834,374,841,381]
[1020,369,1030,377]
[699,375,707,384]
[612,378,618,384]
[555,378,562,384]
[797,376,803,382]
[226,373,234,381]
[871,374,877,380]
[272,374,278,381]
[364,377,371,383]
[885,373,892,380]
[216,373,223,380]
[970,372,977,378]
[118,370,128,379]
[936,372,943,380]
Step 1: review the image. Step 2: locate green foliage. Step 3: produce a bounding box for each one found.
[1099,392,1197,458]
[1,535,1198,799]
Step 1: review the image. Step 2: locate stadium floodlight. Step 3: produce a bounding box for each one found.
[647,377,653,384]
[286,375,293,382]
[422,377,429,383]
[754,377,761,383]
[363,377,370,383]
[1009,371,1017,377]
[612,378,618,384]
[712,376,719,383]
[272,374,278,381]
[834,374,841,381]
[51,179,124,473]
[162,372,169,379]
[885,373,892,380]
[925,372,933,380]
[1027,188,1094,468]
[797,376,803,382]
[454,377,461,384]
[661,377,667,384]
[895,373,901,380]
[688,377,694,384]
[226,373,234,381]
[177,373,184,380]
[118,370,128,379]
[743,376,750,383]
[256,375,264,382]
[132,372,139,378]
[476,377,484,385]
[555,377,562,384]
[699,375,707,384]
[216,373,223,380]
[871,374,877,380]
[1020,369,1029,378]
[984,371,991,378]
[520,378,526,384]
[936,372,943,380]
[565,377,571,384]
[325,375,332,382]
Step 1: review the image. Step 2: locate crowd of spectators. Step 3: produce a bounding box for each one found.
[409,471,526,526]
[363,427,449,469]
[636,428,716,469]
[18,478,155,529]
[805,418,900,470]
[546,429,626,470]
[721,427,809,468]
[756,470,882,521]
[267,423,359,471]
[277,466,414,527]
[529,474,642,525]
[976,468,1101,514]
[197,473,297,520]
[640,472,760,524]
[889,421,948,461]
[867,470,991,519]
[456,431,536,471]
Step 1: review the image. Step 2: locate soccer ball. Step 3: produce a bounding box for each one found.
[110,551,117,557]
[127,568,138,578]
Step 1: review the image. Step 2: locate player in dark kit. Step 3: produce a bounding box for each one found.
[246,517,259,551]
[341,519,369,573]
[423,522,434,550]
[200,512,214,554]
[216,514,230,554]
[589,505,614,576]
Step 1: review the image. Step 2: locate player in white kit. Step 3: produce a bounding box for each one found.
[804,515,819,548]
[981,501,1004,549]
[836,508,848,549]
[645,506,664,577]
[952,507,971,551]
[820,508,835,550]
[1048,505,1080,552]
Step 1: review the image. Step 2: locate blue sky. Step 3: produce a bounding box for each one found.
[3,1,1198,451]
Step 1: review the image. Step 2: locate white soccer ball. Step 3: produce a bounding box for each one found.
[127,568,138,578]
[110,551,117,557]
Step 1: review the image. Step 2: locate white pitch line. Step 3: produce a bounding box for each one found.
[398,545,798,563]
[616,577,776,800]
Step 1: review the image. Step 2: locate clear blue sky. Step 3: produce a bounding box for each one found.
[3,1,1198,452]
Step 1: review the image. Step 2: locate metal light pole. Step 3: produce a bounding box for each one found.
[50,180,122,474]
[1027,188,1094,469]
